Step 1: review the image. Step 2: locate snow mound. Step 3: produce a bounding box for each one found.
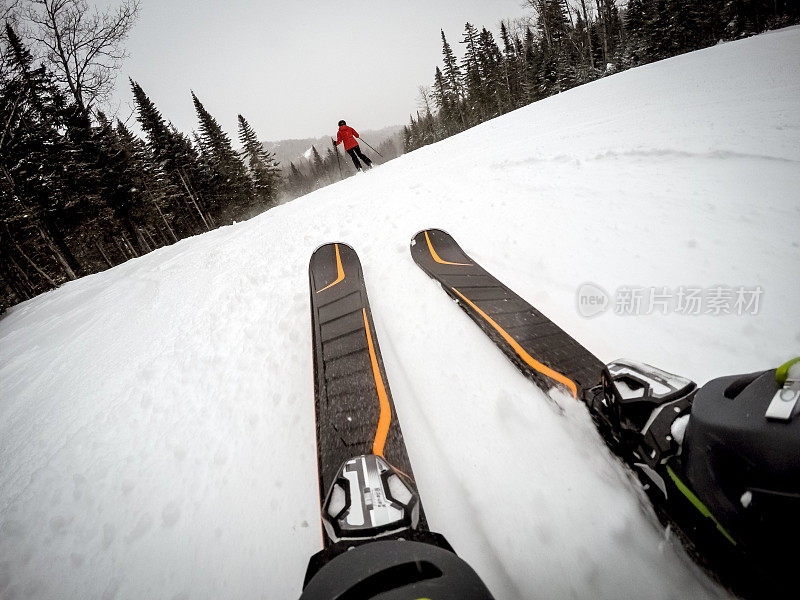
[2,27,799,600]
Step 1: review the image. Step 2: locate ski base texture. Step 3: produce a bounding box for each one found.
[410,228,604,403]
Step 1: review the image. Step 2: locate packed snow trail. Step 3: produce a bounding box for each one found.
[2,27,799,600]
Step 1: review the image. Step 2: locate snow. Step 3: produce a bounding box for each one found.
[740,491,753,509]
[671,414,691,446]
[2,26,799,600]
[788,361,800,379]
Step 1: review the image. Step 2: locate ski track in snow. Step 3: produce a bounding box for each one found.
[2,26,799,599]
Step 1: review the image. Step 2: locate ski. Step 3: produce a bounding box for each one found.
[410,228,798,599]
[308,241,422,540]
[303,242,494,599]
[410,228,604,404]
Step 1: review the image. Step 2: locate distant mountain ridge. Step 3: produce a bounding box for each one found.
[263,124,403,169]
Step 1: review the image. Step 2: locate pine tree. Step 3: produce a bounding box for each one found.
[1,24,84,279]
[666,0,705,55]
[1,25,60,298]
[521,27,543,102]
[602,2,625,66]
[324,147,339,178]
[131,80,211,231]
[286,161,310,198]
[500,21,523,108]
[440,30,466,129]
[310,145,326,183]
[116,120,179,243]
[624,0,650,65]
[404,113,424,151]
[420,106,437,146]
[237,114,280,208]
[722,0,777,38]
[401,124,413,153]
[460,23,484,124]
[131,80,173,162]
[655,0,679,60]
[477,27,506,115]
[193,92,241,171]
[536,0,577,94]
[78,109,151,256]
[191,91,252,219]
[417,86,439,143]
[376,138,399,161]
[431,66,458,136]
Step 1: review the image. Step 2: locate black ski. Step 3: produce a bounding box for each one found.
[308,242,422,536]
[303,242,494,599]
[410,228,604,403]
[410,228,798,599]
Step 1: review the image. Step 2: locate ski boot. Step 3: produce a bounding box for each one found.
[300,454,495,599]
[590,357,800,598]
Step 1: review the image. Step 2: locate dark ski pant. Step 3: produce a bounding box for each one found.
[346,145,372,170]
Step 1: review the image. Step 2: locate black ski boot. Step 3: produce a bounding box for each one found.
[592,357,800,598]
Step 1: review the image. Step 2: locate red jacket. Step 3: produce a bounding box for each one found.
[336,125,360,151]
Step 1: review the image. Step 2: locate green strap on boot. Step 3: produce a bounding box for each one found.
[775,357,800,385]
[766,357,800,421]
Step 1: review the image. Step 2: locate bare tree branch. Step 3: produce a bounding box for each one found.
[416,85,433,113]
[26,0,140,112]
[1,0,24,22]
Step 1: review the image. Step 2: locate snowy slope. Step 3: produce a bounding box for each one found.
[2,27,799,600]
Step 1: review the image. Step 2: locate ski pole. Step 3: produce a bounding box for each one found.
[357,137,383,157]
[331,138,343,179]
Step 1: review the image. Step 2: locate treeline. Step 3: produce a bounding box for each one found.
[0,21,280,312]
[404,0,800,150]
[282,136,402,199]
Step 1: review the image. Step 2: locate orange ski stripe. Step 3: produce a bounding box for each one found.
[451,288,578,398]
[363,308,392,457]
[425,231,471,266]
[317,244,345,292]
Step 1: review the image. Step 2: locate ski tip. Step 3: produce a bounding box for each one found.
[411,228,451,243]
[309,241,356,264]
[410,229,472,268]
[410,228,454,255]
[309,242,362,295]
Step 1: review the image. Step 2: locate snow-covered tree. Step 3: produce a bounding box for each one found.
[237,114,280,208]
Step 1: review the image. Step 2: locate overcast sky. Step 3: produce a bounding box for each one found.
[109,0,528,141]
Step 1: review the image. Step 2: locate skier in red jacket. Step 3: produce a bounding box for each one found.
[334,120,372,171]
